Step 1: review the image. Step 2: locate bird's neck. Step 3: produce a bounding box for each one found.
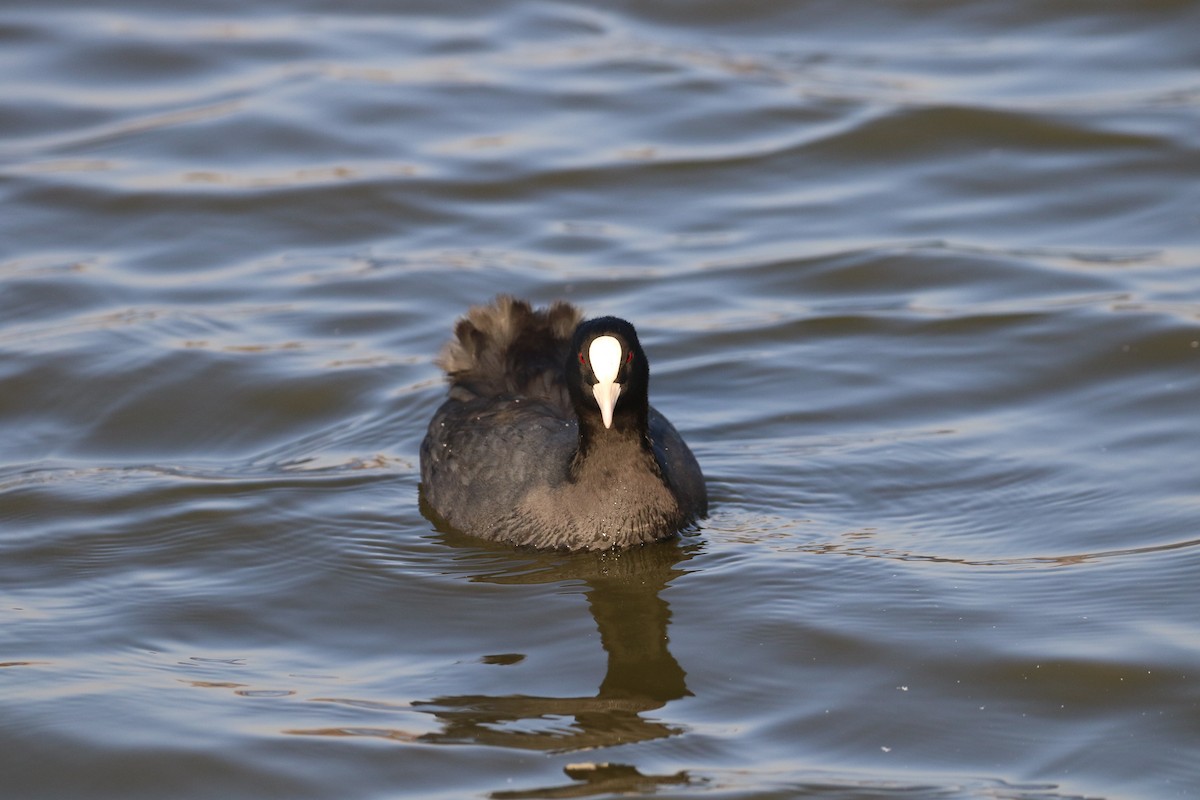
[573,418,657,478]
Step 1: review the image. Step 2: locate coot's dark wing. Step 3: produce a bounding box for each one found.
[421,396,578,537]
[422,296,589,541]
[648,407,708,521]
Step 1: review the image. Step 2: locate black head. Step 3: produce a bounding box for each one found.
[567,316,650,435]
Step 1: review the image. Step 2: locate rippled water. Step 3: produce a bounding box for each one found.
[3,2,1199,798]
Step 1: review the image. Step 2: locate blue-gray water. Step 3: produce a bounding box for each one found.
[2,2,1199,798]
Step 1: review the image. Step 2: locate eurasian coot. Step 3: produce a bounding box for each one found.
[419,295,707,550]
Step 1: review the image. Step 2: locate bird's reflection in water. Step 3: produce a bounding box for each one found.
[414,531,698,763]
[491,761,696,800]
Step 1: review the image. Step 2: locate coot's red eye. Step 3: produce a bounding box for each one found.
[626,351,633,363]
[578,352,586,365]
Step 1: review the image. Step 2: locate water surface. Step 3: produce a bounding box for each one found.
[2,2,1199,798]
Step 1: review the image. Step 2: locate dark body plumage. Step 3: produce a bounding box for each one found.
[419,296,707,551]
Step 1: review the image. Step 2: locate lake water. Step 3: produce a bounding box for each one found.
[2,2,1199,798]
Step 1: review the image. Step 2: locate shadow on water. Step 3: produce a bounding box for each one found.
[490,762,694,800]
[414,534,695,753]
[415,498,701,795]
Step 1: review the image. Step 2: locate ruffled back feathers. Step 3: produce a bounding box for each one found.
[436,295,582,402]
